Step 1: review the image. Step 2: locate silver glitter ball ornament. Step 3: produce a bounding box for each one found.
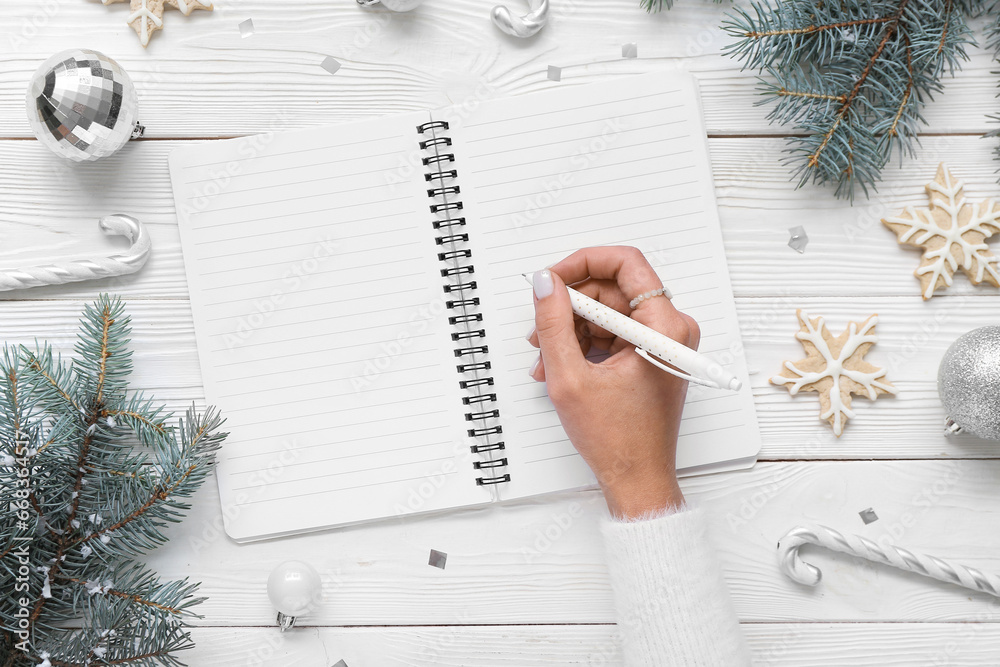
[26,49,143,163]
[938,326,1000,440]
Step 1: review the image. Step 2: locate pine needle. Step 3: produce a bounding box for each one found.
[0,295,227,666]
[722,0,983,200]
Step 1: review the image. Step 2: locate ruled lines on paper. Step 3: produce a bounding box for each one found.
[451,77,757,496]
[169,113,490,538]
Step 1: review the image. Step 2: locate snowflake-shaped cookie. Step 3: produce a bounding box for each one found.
[103,0,212,47]
[770,310,896,437]
[882,163,1000,300]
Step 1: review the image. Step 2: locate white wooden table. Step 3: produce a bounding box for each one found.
[4,1,1000,664]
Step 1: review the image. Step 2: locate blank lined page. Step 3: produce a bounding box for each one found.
[169,112,491,541]
[448,74,761,500]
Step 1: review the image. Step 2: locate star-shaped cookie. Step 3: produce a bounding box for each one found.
[882,163,1000,299]
[770,310,896,437]
[103,0,212,47]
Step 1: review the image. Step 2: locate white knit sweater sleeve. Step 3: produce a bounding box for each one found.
[600,505,751,666]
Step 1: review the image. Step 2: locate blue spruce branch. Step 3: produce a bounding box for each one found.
[0,295,227,667]
[723,0,984,199]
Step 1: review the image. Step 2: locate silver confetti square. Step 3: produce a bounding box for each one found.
[787,225,809,253]
[322,56,342,75]
[547,65,562,82]
[859,507,878,525]
[239,19,255,38]
[428,549,447,569]
[622,43,638,59]
[333,661,348,667]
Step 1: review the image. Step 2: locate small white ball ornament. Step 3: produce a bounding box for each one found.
[267,560,322,631]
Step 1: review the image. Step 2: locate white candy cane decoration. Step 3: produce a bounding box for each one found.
[0,214,150,292]
[779,525,1000,598]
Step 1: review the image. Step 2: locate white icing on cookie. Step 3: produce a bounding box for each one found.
[771,311,896,436]
[884,165,1000,299]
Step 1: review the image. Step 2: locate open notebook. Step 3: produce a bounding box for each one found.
[168,73,761,542]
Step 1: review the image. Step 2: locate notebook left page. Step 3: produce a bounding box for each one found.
[169,113,493,542]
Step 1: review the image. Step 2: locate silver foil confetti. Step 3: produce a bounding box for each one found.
[939,326,1000,439]
[547,65,562,82]
[622,43,638,59]
[26,49,141,162]
[858,508,878,525]
[239,19,255,37]
[787,225,808,253]
[322,56,342,75]
[428,549,447,569]
[333,661,348,667]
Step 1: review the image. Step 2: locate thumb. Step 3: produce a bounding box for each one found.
[532,269,586,382]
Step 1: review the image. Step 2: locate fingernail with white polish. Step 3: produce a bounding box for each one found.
[532,270,554,299]
[529,355,541,377]
[525,326,536,342]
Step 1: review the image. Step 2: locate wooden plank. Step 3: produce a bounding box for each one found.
[1,297,997,459]
[177,623,1000,666]
[117,460,1000,624]
[0,2,998,137]
[5,136,1000,301]
[744,623,1000,667]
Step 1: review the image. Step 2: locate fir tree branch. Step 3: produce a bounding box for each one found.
[742,16,894,39]
[56,576,184,616]
[723,0,978,197]
[807,0,911,170]
[27,491,61,539]
[43,650,178,667]
[887,37,914,140]
[93,302,113,405]
[72,464,198,547]
[103,409,167,435]
[74,296,132,407]
[22,350,82,414]
[3,299,223,665]
[35,436,56,455]
[7,364,20,443]
[939,0,953,55]
[777,89,846,103]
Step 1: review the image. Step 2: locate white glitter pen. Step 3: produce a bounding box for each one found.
[522,273,742,391]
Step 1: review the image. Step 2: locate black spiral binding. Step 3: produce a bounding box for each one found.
[418,119,510,488]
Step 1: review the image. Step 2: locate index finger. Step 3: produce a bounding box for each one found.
[549,246,664,303]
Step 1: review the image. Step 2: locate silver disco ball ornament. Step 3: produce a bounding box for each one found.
[938,325,1000,440]
[26,49,143,162]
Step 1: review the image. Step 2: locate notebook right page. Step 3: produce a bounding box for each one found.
[448,73,761,500]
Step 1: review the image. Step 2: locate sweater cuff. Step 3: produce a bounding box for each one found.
[601,505,751,667]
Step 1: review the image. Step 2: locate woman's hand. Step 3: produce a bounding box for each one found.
[527,246,700,519]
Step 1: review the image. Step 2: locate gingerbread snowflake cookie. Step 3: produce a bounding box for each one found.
[771,310,896,437]
[882,163,1000,299]
[103,0,212,47]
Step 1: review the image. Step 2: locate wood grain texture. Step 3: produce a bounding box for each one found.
[1,295,996,459]
[4,0,1000,655]
[115,460,1000,625]
[177,624,1000,666]
[1,2,999,138]
[6,136,1000,301]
